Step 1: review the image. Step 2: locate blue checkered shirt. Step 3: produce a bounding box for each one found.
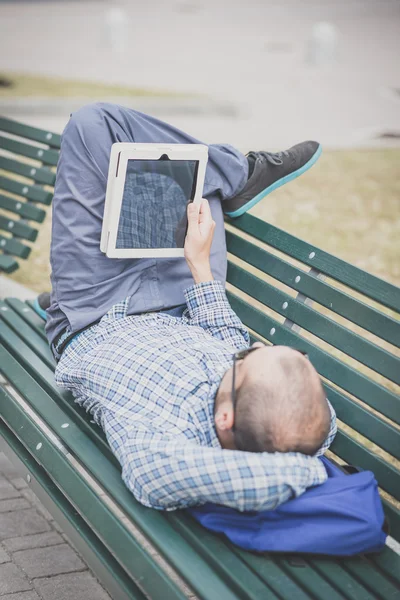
[117,172,187,249]
[55,280,337,512]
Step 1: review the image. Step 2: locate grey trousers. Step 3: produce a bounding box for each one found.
[46,103,249,351]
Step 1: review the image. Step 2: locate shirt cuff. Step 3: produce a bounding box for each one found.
[308,457,328,488]
[184,280,228,318]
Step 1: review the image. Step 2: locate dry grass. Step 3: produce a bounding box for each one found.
[0,72,181,99]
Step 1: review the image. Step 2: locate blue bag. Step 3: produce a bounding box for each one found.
[188,458,387,555]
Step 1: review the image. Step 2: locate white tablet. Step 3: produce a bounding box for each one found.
[100,143,208,258]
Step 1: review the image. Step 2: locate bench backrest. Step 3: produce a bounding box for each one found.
[0,117,60,273]
[225,215,400,541]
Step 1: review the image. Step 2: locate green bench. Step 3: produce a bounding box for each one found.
[1,118,400,600]
[0,117,60,273]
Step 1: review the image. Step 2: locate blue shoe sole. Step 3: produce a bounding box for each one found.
[32,297,47,321]
[226,144,322,218]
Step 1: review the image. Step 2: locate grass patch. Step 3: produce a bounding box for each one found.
[0,72,183,98]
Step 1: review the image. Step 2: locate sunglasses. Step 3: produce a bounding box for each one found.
[231,346,308,430]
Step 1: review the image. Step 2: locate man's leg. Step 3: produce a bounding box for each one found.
[46,103,248,347]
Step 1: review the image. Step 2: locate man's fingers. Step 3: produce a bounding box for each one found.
[199,199,212,224]
[187,202,199,227]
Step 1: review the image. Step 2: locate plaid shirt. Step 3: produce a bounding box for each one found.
[117,171,187,249]
[55,281,337,512]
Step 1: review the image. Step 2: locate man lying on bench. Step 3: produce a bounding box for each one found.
[43,103,336,511]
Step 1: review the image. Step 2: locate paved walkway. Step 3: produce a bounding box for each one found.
[0,452,111,599]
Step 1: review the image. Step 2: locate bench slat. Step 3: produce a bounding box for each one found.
[0,156,56,186]
[0,175,53,205]
[0,253,19,273]
[0,193,46,222]
[167,514,281,600]
[226,231,399,348]
[231,551,312,600]
[0,135,59,166]
[237,550,399,600]
[0,384,189,600]
[370,547,400,586]
[170,513,379,600]
[343,556,400,599]
[0,235,31,259]
[0,215,38,241]
[0,314,117,464]
[0,302,54,366]
[228,262,400,385]
[325,386,400,462]
[332,431,400,509]
[227,292,400,426]
[229,215,400,312]
[8,298,49,340]
[0,117,61,148]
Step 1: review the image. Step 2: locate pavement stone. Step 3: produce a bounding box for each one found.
[0,478,21,501]
[20,488,54,522]
[33,571,112,600]
[13,543,86,579]
[0,508,51,541]
[3,531,64,553]
[0,453,21,480]
[11,478,29,491]
[0,545,11,564]
[1,592,41,600]
[0,498,31,513]
[0,563,32,595]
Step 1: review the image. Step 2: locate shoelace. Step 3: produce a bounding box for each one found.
[247,150,290,166]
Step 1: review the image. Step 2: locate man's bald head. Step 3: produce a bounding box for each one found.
[233,346,330,455]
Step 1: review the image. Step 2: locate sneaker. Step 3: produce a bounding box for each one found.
[32,292,50,320]
[224,141,322,218]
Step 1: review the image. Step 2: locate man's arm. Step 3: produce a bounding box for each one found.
[184,280,250,350]
[103,410,328,512]
[183,200,250,350]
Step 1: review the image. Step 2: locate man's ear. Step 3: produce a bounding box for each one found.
[215,405,234,431]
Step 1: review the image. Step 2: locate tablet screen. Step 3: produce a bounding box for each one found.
[116,158,199,250]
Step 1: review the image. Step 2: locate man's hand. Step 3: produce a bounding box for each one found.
[184,199,215,284]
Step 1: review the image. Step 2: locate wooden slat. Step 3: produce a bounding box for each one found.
[227,262,400,385]
[227,292,400,425]
[0,253,19,273]
[0,193,46,222]
[0,116,61,148]
[325,385,400,462]
[0,235,31,259]
[0,135,59,166]
[0,156,56,186]
[228,214,400,312]
[0,175,53,205]
[226,230,400,348]
[331,430,400,504]
[0,215,38,241]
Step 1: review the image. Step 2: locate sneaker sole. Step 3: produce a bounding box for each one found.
[32,297,47,321]
[225,143,322,218]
